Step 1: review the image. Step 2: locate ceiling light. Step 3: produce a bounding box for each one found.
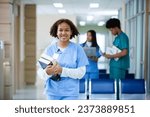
[79,21,86,26]
[96,10,118,16]
[53,3,63,8]
[111,15,118,18]
[87,16,94,21]
[89,3,99,8]
[98,21,105,26]
[58,9,66,14]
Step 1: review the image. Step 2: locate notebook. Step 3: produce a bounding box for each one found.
[38,53,53,69]
[106,46,121,61]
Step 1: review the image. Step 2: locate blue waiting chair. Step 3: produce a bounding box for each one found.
[89,79,116,100]
[120,79,146,100]
[79,73,100,100]
[79,79,87,100]
[99,74,109,79]
[125,73,135,79]
[99,69,107,74]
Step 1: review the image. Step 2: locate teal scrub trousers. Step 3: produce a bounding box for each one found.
[110,67,126,100]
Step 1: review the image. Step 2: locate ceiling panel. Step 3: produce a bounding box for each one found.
[16,0,123,25]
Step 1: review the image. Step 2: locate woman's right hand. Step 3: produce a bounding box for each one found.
[45,64,56,75]
[88,56,98,62]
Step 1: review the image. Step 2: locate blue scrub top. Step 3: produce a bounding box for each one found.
[43,41,89,96]
[110,32,130,70]
[81,43,101,79]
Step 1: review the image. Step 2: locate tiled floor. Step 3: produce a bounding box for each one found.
[13,85,46,100]
[12,74,150,100]
[13,77,46,100]
[13,83,150,100]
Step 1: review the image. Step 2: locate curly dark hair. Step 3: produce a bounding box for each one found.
[50,18,79,39]
[106,18,121,29]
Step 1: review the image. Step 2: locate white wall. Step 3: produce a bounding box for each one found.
[36,14,77,59]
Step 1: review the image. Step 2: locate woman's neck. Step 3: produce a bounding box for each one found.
[58,41,70,48]
[86,41,92,47]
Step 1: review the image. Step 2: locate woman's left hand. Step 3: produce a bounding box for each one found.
[53,64,62,75]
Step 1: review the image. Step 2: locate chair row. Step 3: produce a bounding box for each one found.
[99,69,135,79]
[99,73,135,79]
[79,79,146,100]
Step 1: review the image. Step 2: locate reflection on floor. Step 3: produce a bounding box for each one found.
[13,84,150,100]
[13,84,46,100]
[13,66,150,100]
[13,77,47,100]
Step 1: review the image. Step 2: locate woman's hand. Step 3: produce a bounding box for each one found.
[45,64,56,75]
[104,53,113,59]
[45,63,62,76]
[88,56,98,62]
[53,64,62,75]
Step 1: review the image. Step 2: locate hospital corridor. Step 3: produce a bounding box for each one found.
[0,0,150,100]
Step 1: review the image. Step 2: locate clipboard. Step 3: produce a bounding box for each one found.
[83,47,96,56]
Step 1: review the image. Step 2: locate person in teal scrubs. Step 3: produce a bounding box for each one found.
[81,30,101,80]
[37,19,89,100]
[104,18,130,100]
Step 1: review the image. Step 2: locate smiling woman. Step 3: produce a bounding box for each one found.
[37,18,89,100]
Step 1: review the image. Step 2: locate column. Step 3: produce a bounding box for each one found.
[24,4,36,84]
[0,0,14,99]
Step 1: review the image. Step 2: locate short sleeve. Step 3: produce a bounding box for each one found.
[43,45,52,55]
[96,46,101,58]
[77,45,89,67]
[121,36,129,49]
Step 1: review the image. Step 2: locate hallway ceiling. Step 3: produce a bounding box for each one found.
[16,0,123,26]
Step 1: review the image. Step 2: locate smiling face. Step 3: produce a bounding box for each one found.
[57,22,72,42]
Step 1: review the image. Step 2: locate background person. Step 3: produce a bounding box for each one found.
[104,18,130,100]
[81,30,101,80]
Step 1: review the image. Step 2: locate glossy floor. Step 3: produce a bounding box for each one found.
[13,81,150,100]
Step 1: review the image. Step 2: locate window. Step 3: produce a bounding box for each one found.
[129,0,134,17]
[125,0,145,78]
